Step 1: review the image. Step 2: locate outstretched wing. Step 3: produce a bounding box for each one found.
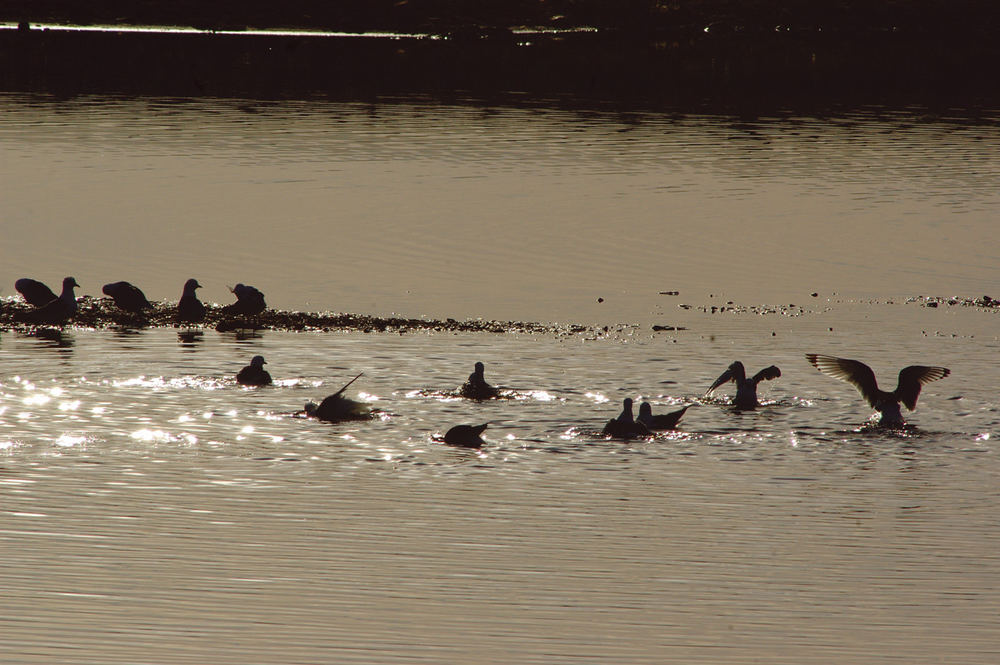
[706,361,744,395]
[895,365,950,410]
[752,365,782,384]
[805,354,881,407]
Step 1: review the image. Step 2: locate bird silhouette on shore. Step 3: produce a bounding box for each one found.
[705,361,781,409]
[805,353,950,426]
[602,398,652,438]
[176,279,206,324]
[14,278,57,307]
[102,281,153,314]
[236,355,272,386]
[15,276,80,326]
[637,402,690,430]
[459,361,499,400]
[223,283,267,316]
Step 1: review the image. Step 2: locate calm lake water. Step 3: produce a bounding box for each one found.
[1,92,999,663]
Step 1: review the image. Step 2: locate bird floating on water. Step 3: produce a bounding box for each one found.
[237,355,272,386]
[15,276,80,326]
[805,353,950,427]
[637,402,690,430]
[602,397,652,438]
[102,281,153,313]
[443,423,489,448]
[176,278,206,324]
[223,283,267,316]
[459,361,499,400]
[304,372,370,422]
[14,278,57,307]
[705,361,781,409]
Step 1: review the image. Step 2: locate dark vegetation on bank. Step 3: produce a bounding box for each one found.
[2,1,999,108]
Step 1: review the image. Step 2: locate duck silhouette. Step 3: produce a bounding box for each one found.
[443,423,489,448]
[15,277,79,325]
[176,279,206,324]
[14,278,57,307]
[102,281,153,313]
[459,361,499,400]
[602,398,651,438]
[705,361,781,409]
[237,355,272,386]
[805,353,950,426]
[637,402,690,430]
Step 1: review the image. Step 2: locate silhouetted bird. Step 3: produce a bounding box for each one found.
[15,276,79,325]
[637,402,690,430]
[102,281,152,313]
[459,361,499,399]
[443,423,488,448]
[705,361,782,409]
[602,397,652,438]
[14,278,57,307]
[237,355,272,386]
[176,279,206,324]
[304,373,369,422]
[805,353,950,426]
[222,283,266,316]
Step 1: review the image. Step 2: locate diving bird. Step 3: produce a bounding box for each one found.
[304,372,370,422]
[602,398,651,438]
[15,276,79,325]
[102,281,153,313]
[443,423,489,448]
[14,278,57,307]
[637,402,690,430]
[705,361,782,409]
[222,283,267,316]
[176,279,206,324]
[459,361,499,400]
[805,353,950,426]
[237,355,272,386]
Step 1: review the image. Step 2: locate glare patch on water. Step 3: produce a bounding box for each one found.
[111,376,227,391]
[584,392,609,404]
[54,434,88,447]
[130,429,174,443]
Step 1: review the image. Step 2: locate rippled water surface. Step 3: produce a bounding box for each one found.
[2,94,1000,663]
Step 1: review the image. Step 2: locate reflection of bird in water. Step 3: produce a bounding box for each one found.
[223,283,267,316]
[102,281,153,313]
[705,361,781,409]
[15,276,80,326]
[443,423,488,448]
[176,279,206,324]
[459,361,499,399]
[304,373,370,422]
[602,398,651,438]
[15,278,57,306]
[637,402,690,430]
[237,355,272,386]
[805,353,950,427]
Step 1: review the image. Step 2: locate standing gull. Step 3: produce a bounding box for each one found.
[459,361,499,400]
[705,361,782,409]
[176,278,206,324]
[102,281,153,313]
[805,353,950,426]
[15,276,80,325]
[637,402,690,430]
[237,355,273,386]
[14,278,57,307]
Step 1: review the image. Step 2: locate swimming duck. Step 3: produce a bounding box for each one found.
[705,361,781,409]
[222,283,267,316]
[15,276,79,325]
[304,372,370,422]
[805,353,950,426]
[176,278,206,324]
[459,361,499,400]
[602,398,652,438]
[14,278,57,307]
[443,423,489,448]
[237,355,272,386]
[637,402,690,430]
[102,281,153,313]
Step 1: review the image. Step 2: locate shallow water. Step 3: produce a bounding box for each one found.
[2,94,1000,663]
